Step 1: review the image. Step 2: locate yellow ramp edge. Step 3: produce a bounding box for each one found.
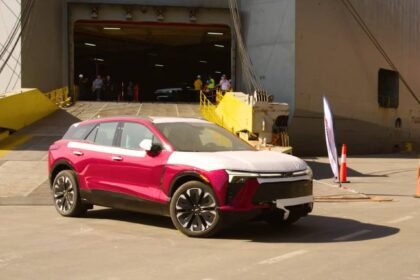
[0,134,32,158]
[0,88,58,131]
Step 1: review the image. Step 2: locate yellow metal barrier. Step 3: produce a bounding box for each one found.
[199,90,292,153]
[0,88,58,131]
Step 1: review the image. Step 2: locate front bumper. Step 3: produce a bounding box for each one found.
[220,175,313,212]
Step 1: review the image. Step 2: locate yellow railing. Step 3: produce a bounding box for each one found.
[45,87,71,107]
[200,91,222,126]
[199,90,249,135]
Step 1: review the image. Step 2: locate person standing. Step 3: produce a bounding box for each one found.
[206,75,216,102]
[78,74,90,100]
[134,82,140,102]
[207,75,215,92]
[194,75,203,91]
[193,75,203,102]
[219,74,231,92]
[126,81,134,102]
[92,75,103,101]
[118,81,125,102]
[103,75,115,101]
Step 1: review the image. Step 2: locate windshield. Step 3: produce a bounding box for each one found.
[155,122,255,152]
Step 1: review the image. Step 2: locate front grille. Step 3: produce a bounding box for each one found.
[252,180,312,204]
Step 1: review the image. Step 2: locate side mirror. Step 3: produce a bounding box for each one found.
[139,139,162,156]
[150,143,162,155]
[139,139,152,151]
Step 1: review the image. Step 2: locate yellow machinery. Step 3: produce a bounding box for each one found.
[200,91,292,153]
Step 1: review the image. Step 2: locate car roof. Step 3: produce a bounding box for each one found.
[73,116,210,126]
[150,117,209,124]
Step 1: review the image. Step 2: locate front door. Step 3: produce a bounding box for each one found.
[110,121,169,203]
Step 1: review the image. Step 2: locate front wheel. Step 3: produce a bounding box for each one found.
[170,181,223,238]
[52,170,87,217]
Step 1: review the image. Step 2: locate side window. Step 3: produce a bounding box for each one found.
[63,123,95,140]
[85,125,98,143]
[120,122,161,150]
[93,122,118,146]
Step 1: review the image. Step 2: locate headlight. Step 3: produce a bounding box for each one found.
[226,167,313,183]
[225,170,259,183]
[292,166,313,178]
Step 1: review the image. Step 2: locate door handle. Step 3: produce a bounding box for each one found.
[112,156,123,161]
[73,151,84,156]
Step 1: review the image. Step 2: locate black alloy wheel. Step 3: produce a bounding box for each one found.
[52,170,87,217]
[170,181,223,237]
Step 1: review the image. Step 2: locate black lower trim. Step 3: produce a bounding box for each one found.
[80,189,170,217]
[252,180,313,204]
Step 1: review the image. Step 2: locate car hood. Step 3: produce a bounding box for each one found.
[167,150,308,173]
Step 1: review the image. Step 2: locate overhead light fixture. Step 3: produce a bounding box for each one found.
[215,71,222,74]
[199,60,208,64]
[93,58,104,62]
[90,7,98,19]
[103,27,121,31]
[126,11,133,20]
[156,8,165,22]
[84,42,96,47]
[189,9,197,22]
[207,32,224,36]
[214,44,225,48]
[155,64,165,67]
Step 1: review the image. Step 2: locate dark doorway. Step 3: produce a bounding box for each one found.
[74,20,231,102]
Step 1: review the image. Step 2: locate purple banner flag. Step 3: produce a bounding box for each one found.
[323,96,339,183]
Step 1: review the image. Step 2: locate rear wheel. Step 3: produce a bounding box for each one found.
[52,170,87,217]
[170,181,223,238]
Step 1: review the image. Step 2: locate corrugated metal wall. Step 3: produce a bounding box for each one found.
[0,1,21,93]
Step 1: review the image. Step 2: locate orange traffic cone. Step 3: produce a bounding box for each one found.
[415,163,420,198]
[339,144,350,183]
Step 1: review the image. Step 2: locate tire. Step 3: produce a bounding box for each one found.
[51,170,87,217]
[170,181,223,238]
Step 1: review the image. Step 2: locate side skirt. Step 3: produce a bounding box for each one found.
[80,189,170,217]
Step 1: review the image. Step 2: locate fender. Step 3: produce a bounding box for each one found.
[168,171,210,197]
[49,159,75,186]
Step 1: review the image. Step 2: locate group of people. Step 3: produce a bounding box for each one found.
[194,74,232,93]
[78,74,141,102]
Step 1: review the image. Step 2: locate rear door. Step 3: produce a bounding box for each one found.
[79,121,120,192]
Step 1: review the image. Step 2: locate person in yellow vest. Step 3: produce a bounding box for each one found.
[207,75,216,91]
[194,75,203,91]
[205,75,216,102]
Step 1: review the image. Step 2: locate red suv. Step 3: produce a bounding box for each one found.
[48,117,313,237]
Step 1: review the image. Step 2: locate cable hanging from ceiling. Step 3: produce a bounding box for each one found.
[0,0,35,93]
[228,0,264,94]
[0,0,35,75]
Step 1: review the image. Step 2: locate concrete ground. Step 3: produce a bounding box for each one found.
[0,159,419,280]
[0,101,419,279]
